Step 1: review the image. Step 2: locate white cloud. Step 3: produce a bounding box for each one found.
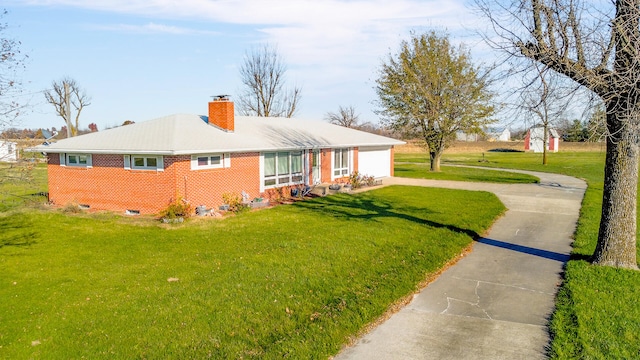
[13,0,480,76]
[11,0,488,124]
[14,0,480,65]
[92,22,221,35]
[14,0,467,25]
[15,1,472,46]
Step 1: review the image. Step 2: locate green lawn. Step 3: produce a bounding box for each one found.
[0,163,48,212]
[0,183,505,358]
[5,152,636,359]
[394,162,539,183]
[427,150,640,359]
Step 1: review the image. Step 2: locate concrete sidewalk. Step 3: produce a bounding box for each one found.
[335,170,587,360]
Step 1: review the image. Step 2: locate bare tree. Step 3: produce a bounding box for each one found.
[477,0,639,269]
[0,9,33,188]
[376,31,495,171]
[0,9,27,131]
[237,44,301,118]
[325,105,361,128]
[44,77,91,137]
[519,64,573,164]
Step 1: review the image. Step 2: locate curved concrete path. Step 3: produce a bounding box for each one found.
[335,169,587,360]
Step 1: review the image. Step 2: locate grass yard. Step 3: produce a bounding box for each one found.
[0,163,48,212]
[394,161,539,184]
[421,149,640,359]
[0,184,505,358]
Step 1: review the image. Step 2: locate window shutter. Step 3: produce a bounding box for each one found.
[124,155,131,169]
[224,153,231,168]
[87,154,93,168]
[157,156,164,171]
[59,153,66,166]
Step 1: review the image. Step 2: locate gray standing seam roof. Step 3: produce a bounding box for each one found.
[32,114,404,155]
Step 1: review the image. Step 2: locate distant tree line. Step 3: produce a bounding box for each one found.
[1,122,98,140]
[506,107,607,143]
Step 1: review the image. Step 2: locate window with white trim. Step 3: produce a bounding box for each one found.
[60,153,92,168]
[333,148,350,177]
[124,155,164,171]
[191,153,226,170]
[134,156,157,169]
[263,151,303,187]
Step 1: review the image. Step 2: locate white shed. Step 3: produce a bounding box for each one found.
[0,141,18,162]
[455,131,479,141]
[525,126,559,153]
[486,128,511,142]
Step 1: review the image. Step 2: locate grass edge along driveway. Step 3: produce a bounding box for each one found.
[1,185,505,359]
[408,150,640,359]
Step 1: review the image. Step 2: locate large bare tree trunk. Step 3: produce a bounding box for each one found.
[476,0,640,268]
[592,109,639,269]
[590,0,640,269]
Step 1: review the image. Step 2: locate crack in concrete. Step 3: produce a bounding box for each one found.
[452,276,554,295]
[441,281,493,320]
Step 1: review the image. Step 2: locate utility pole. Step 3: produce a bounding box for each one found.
[64,81,72,138]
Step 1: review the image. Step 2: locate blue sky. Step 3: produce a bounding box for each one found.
[4,0,485,131]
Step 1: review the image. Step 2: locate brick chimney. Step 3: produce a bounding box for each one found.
[208,95,234,132]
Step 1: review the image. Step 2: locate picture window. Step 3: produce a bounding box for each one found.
[263,151,303,188]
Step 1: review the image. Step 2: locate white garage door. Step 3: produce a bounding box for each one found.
[358,146,391,178]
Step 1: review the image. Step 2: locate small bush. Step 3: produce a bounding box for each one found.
[349,172,376,189]
[159,197,193,220]
[349,171,363,189]
[61,202,82,214]
[222,192,247,213]
[363,174,376,187]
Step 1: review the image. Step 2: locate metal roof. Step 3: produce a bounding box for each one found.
[31,114,404,154]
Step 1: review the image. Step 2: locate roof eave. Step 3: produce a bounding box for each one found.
[27,141,405,156]
[26,147,177,155]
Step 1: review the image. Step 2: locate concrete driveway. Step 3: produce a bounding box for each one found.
[334,170,587,360]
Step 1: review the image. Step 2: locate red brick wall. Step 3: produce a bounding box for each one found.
[320,148,332,182]
[47,152,261,215]
[181,152,260,208]
[46,146,391,214]
[353,147,359,173]
[48,154,176,214]
[307,151,314,183]
[390,146,395,177]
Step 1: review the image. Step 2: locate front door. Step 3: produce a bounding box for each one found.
[312,150,321,184]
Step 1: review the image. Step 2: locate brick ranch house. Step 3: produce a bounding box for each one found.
[32,98,404,214]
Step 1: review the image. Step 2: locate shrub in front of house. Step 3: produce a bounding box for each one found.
[158,197,193,221]
[348,171,376,189]
[221,192,248,213]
